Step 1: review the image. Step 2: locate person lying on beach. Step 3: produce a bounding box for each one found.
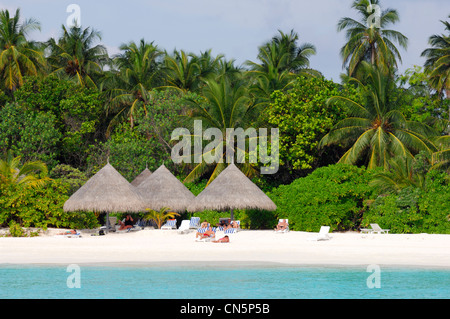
[56,229,77,235]
[213,235,229,243]
[275,219,288,231]
[119,214,134,230]
[196,227,215,239]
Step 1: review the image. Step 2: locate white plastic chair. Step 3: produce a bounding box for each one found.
[177,220,191,234]
[307,226,331,241]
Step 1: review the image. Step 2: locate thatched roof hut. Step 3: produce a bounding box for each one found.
[131,167,152,187]
[63,163,145,213]
[136,164,195,212]
[188,164,276,217]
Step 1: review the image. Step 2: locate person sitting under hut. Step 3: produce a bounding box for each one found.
[119,214,134,230]
[217,218,231,227]
[223,220,239,230]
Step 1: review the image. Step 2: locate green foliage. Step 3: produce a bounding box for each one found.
[265,76,357,172]
[14,76,105,168]
[97,90,186,181]
[364,170,450,233]
[8,221,25,237]
[268,164,376,232]
[0,103,62,167]
[143,207,180,229]
[0,180,99,231]
[50,164,88,195]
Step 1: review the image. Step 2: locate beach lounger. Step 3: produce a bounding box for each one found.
[100,216,118,232]
[177,220,191,234]
[196,227,217,242]
[370,223,390,234]
[189,217,200,229]
[307,226,331,241]
[224,227,237,234]
[161,219,177,230]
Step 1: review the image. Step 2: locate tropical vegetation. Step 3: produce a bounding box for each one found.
[0,1,449,236]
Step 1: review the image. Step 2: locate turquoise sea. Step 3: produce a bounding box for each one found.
[0,264,449,299]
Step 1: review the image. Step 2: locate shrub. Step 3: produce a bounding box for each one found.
[363,170,450,234]
[268,164,376,232]
[0,179,99,230]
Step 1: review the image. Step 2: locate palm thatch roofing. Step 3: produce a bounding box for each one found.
[136,164,195,212]
[188,163,277,212]
[131,167,152,187]
[63,163,145,213]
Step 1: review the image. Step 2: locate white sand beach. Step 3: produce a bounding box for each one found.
[1,229,449,268]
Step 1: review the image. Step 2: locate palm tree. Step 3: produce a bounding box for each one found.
[245,29,318,106]
[162,49,223,93]
[103,39,163,134]
[46,24,109,89]
[0,150,50,188]
[319,62,437,169]
[337,0,408,77]
[143,207,180,229]
[247,30,316,74]
[370,154,428,193]
[0,8,45,92]
[421,15,450,121]
[431,135,450,172]
[161,50,200,93]
[181,77,259,185]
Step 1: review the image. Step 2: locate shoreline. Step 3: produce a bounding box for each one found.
[1,229,449,269]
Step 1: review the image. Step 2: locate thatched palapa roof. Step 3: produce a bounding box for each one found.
[63,163,145,213]
[136,164,195,212]
[189,163,277,212]
[131,167,152,187]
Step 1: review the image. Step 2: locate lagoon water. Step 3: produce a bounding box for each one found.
[0,264,449,299]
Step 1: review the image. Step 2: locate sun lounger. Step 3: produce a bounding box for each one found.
[100,216,118,232]
[370,223,390,234]
[196,227,217,242]
[177,220,191,234]
[224,227,236,234]
[307,226,331,241]
[360,223,390,234]
[161,219,177,230]
[189,217,200,229]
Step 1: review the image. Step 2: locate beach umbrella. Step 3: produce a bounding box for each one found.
[136,164,195,213]
[188,163,276,220]
[131,167,152,187]
[63,162,145,230]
